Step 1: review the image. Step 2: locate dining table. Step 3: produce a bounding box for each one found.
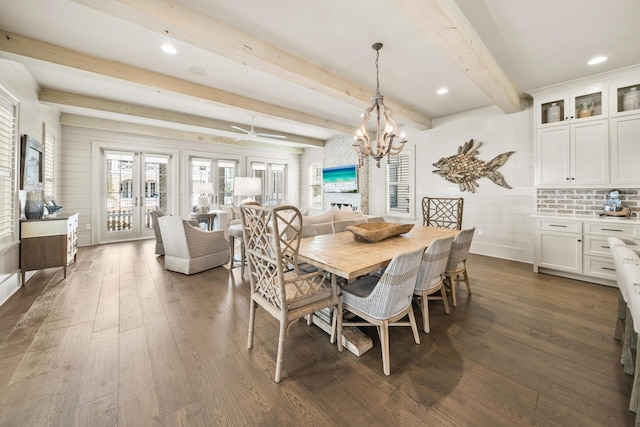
[297,225,458,356]
[297,225,458,281]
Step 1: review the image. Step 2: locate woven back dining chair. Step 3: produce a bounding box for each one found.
[340,247,425,376]
[241,204,343,383]
[414,235,454,333]
[422,197,464,230]
[444,227,475,307]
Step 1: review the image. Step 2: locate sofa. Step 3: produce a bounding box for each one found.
[300,206,385,238]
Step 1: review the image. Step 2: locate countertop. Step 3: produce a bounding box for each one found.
[532,213,640,224]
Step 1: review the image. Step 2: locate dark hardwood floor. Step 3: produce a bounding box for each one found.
[0,239,634,426]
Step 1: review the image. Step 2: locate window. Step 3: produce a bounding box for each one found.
[44,130,55,197]
[217,160,236,206]
[191,157,236,208]
[0,90,17,248]
[309,163,322,208]
[191,158,211,208]
[251,161,287,204]
[385,148,413,217]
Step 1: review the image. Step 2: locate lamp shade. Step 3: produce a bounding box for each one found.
[234,177,262,197]
[193,182,214,195]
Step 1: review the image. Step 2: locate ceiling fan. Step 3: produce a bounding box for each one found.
[231,118,287,140]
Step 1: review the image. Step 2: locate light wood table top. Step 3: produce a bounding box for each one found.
[298,226,458,280]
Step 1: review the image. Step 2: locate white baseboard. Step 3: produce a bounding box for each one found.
[471,241,533,264]
[0,271,21,307]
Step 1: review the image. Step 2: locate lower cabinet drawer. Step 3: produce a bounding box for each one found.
[583,255,617,281]
[583,235,614,257]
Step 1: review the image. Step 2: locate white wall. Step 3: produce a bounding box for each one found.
[0,59,61,305]
[60,125,301,247]
[369,105,536,263]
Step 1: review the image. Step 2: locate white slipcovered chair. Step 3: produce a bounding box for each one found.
[150,209,168,255]
[340,247,425,376]
[157,215,230,275]
[444,227,475,306]
[414,235,454,333]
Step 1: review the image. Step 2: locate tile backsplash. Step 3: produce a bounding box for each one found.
[537,188,639,216]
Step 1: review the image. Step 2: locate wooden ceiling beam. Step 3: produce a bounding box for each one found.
[391,0,522,114]
[40,88,325,147]
[0,29,349,135]
[70,0,432,130]
[59,113,306,154]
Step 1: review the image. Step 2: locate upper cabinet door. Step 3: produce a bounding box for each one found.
[570,120,609,185]
[535,85,607,128]
[611,115,640,184]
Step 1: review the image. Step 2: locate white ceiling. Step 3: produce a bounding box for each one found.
[0,0,639,147]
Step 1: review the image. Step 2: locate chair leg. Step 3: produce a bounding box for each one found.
[247,300,256,349]
[336,301,343,352]
[274,320,287,383]
[463,269,471,294]
[240,240,246,278]
[451,275,458,307]
[408,307,421,345]
[441,286,451,314]
[380,320,390,376]
[419,294,430,333]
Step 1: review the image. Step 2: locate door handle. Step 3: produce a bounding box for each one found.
[135,196,138,207]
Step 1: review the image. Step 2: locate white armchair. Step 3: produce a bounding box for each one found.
[158,215,230,275]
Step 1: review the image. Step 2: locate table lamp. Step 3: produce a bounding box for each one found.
[234,177,262,204]
[193,182,214,213]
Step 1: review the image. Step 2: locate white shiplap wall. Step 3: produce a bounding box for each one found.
[0,59,61,304]
[61,125,301,247]
[370,105,537,263]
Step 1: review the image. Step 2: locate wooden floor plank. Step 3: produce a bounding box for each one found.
[0,240,635,426]
[118,326,160,427]
[78,326,118,406]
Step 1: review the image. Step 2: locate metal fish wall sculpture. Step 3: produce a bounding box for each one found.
[432,139,514,193]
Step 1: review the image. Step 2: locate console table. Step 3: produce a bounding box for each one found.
[188,211,217,230]
[20,213,79,284]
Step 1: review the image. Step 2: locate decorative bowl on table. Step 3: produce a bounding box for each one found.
[346,222,414,243]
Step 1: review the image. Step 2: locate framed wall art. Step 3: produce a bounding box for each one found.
[20,134,44,191]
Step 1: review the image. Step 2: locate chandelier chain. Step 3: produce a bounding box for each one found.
[375,48,380,93]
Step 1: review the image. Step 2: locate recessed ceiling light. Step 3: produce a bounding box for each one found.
[588,56,607,65]
[436,87,449,95]
[161,44,177,54]
[189,66,207,75]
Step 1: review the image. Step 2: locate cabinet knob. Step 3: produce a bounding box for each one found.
[566,177,570,180]
[571,177,575,180]
[578,239,582,242]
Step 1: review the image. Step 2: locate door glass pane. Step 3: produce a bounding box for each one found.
[217,160,235,206]
[144,155,169,230]
[191,158,211,209]
[251,162,267,204]
[270,164,285,202]
[106,153,133,232]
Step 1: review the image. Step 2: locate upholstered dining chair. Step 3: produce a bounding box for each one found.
[444,227,475,307]
[422,197,464,230]
[414,235,454,333]
[341,247,425,376]
[241,204,343,383]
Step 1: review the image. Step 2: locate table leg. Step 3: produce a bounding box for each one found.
[616,292,626,341]
[624,308,635,375]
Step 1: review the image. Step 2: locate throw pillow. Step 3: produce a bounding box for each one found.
[220,205,234,220]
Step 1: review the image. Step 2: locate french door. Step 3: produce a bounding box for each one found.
[101,150,171,243]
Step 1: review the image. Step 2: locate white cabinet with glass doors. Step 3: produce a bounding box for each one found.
[533,84,609,186]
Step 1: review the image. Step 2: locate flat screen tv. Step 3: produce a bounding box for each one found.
[322,165,358,193]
